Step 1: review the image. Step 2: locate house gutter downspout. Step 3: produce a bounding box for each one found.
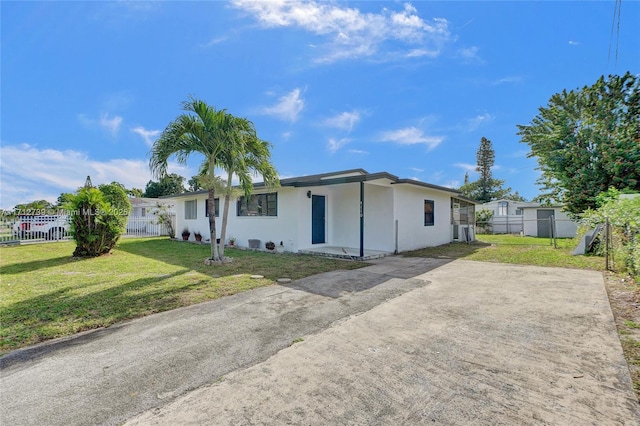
[360,181,364,258]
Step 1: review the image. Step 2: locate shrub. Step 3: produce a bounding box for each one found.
[476,209,494,234]
[582,194,640,278]
[153,202,175,238]
[67,181,131,257]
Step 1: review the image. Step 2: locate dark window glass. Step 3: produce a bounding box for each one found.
[205,198,220,217]
[424,200,434,226]
[237,193,278,217]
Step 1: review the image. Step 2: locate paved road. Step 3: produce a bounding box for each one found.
[0,257,449,426]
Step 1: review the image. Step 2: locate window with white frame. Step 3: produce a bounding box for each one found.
[497,201,508,216]
[185,200,197,220]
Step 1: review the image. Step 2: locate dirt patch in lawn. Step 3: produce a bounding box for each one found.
[604,271,640,401]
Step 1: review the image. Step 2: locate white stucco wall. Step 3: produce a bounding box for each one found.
[173,189,302,251]
[228,188,299,251]
[327,184,360,249]
[363,184,395,251]
[175,195,215,241]
[392,185,452,252]
[170,180,462,253]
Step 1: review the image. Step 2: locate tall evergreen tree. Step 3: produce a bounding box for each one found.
[459,137,512,202]
[476,137,496,202]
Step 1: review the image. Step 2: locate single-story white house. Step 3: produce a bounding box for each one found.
[129,197,175,217]
[162,169,478,259]
[126,197,176,237]
[479,199,578,238]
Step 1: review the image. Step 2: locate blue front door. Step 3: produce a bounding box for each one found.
[312,195,326,244]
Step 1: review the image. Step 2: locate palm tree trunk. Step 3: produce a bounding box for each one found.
[218,170,233,258]
[208,160,220,261]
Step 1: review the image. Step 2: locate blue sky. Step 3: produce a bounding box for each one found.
[1,1,639,209]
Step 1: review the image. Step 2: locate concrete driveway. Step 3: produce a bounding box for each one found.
[2,258,640,425]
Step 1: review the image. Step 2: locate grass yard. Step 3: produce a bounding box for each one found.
[406,234,605,271]
[0,237,364,354]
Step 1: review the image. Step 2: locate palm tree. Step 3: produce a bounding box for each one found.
[149,97,232,262]
[217,116,279,257]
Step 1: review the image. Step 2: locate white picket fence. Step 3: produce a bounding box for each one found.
[0,214,175,244]
[125,215,175,237]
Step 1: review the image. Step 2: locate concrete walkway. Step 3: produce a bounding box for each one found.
[2,258,639,425]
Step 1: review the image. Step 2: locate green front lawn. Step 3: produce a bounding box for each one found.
[0,237,364,354]
[405,234,605,271]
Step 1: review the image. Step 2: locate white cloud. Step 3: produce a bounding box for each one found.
[457,46,482,63]
[406,48,437,58]
[454,162,476,172]
[201,35,229,48]
[232,0,451,63]
[323,110,361,132]
[568,40,580,46]
[78,112,123,136]
[100,114,123,135]
[410,167,424,172]
[491,75,523,85]
[443,180,460,189]
[466,112,494,132]
[378,127,444,151]
[131,126,161,147]
[0,144,188,209]
[281,131,292,141]
[348,149,368,155]
[262,88,305,122]
[327,137,351,153]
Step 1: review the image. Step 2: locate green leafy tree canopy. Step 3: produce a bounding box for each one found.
[143,173,186,198]
[518,72,640,214]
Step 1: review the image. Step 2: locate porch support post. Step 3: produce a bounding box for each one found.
[359,181,364,258]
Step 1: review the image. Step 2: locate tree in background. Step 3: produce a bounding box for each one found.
[187,176,202,192]
[459,137,514,202]
[127,187,144,198]
[143,173,186,198]
[13,200,55,212]
[475,137,496,202]
[518,72,640,214]
[56,193,74,208]
[66,178,131,257]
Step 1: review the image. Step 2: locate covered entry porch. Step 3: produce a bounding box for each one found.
[283,171,396,260]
